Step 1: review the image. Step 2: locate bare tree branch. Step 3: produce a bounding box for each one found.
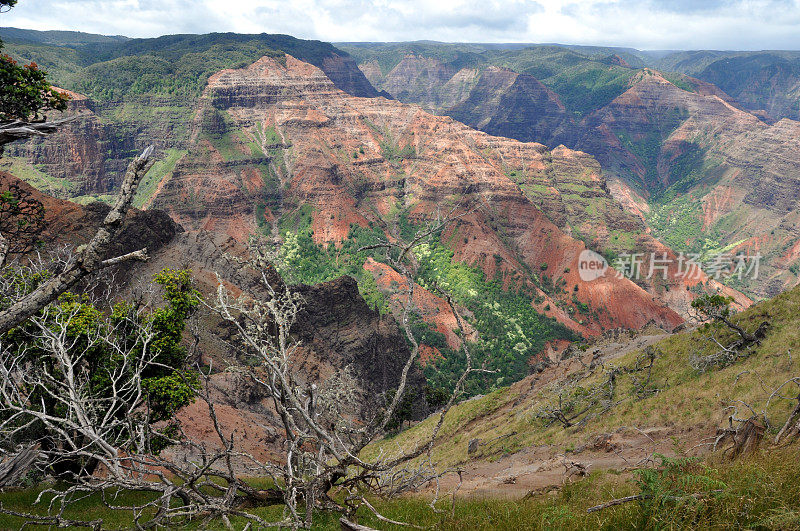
[0,118,75,153]
[0,145,154,334]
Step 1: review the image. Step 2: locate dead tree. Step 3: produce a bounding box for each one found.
[203,208,481,527]
[689,293,769,371]
[703,373,800,457]
[0,146,153,334]
[0,119,74,157]
[0,443,40,487]
[0,206,479,529]
[770,377,800,443]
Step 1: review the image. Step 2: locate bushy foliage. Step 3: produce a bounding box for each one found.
[691,293,735,321]
[412,239,577,394]
[2,268,201,463]
[276,209,576,396]
[634,452,727,527]
[0,51,68,121]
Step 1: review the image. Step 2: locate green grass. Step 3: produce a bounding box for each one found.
[133,148,187,208]
[2,445,799,529]
[0,157,78,197]
[366,283,800,470]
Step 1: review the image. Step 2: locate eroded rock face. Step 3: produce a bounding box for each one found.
[320,53,388,99]
[3,93,190,194]
[365,54,477,111]
[579,70,800,297]
[449,66,578,148]
[3,46,379,197]
[365,56,800,298]
[294,276,427,412]
[0,172,425,456]
[151,54,695,335]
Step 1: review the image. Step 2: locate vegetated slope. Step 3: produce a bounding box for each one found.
[656,50,800,121]
[344,43,800,299]
[0,171,428,458]
[367,282,800,498]
[341,43,644,120]
[146,54,751,394]
[0,26,129,46]
[0,30,379,198]
[580,69,800,298]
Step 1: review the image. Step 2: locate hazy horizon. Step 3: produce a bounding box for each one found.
[4,26,800,55]
[2,0,800,51]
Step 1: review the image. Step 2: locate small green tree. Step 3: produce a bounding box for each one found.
[0,1,67,122]
[0,0,69,157]
[690,293,768,371]
[0,54,68,122]
[1,268,201,477]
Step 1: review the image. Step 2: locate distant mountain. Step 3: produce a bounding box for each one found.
[0,26,129,46]
[2,36,758,394]
[3,31,380,100]
[655,50,800,121]
[343,43,641,119]
[341,43,800,298]
[1,31,380,195]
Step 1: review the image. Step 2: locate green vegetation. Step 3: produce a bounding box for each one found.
[0,31,363,202]
[481,46,636,118]
[0,43,67,121]
[3,268,201,470]
[199,108,265,162]
[2,444,800,529]
[341,42,644,118]
[339,42,486,78]
[274,208,576,396]
[646,193,705,252]
[275,216,390,315]
[380,137,416,164]
[412,239,576,394]
[661,72,696,92]
[1,33,349,102]
[370,282,800,470]
[0,157,77,196]
[133,148,186,208]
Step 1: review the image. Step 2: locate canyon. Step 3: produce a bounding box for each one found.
[344,44,800,299]
[8,31,798,395]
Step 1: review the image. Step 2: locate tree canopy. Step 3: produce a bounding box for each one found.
[0,0,68,122]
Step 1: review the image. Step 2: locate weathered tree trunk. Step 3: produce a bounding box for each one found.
[0,119,74,156]
[775,395,800,443]
[0,146,154,334]
[340,517,379,531]
[0,443,40,487]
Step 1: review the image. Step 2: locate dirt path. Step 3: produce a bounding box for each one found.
[425,328,718,499]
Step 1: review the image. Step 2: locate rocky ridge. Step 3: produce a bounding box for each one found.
[351,47,800,299]
[149,54,744,340]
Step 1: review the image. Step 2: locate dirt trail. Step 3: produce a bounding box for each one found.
[426,328,716,499]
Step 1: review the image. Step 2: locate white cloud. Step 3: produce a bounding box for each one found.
[1,0,799,49]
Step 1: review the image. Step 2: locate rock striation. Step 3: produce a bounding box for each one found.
[150,54,713,335]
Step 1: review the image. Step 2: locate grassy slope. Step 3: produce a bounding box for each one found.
[0,224,798,530]
[2,446,799,530]
[366,283,800,469]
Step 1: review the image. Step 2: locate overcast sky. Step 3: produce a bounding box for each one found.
[2,0,800,50]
